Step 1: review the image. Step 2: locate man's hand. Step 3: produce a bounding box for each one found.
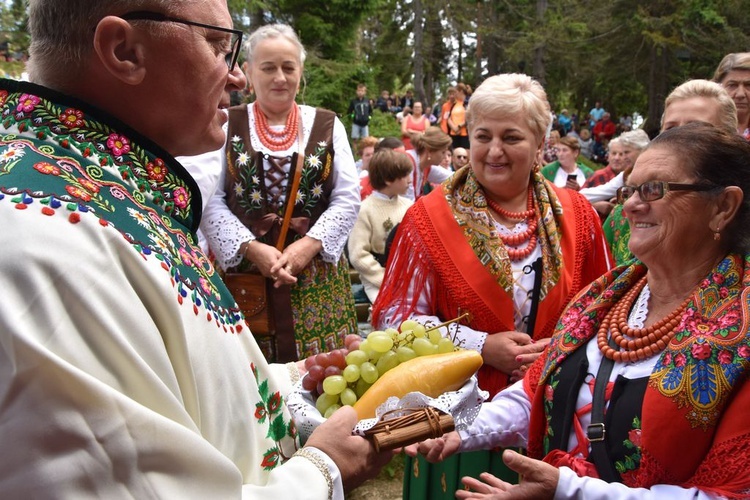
[304,406,394,492]
[403,431,461,463]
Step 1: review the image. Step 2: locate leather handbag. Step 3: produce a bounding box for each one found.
[224,147,304,338]
[224,272,273,335]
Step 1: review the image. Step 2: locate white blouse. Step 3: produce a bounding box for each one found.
[185,104,360,270]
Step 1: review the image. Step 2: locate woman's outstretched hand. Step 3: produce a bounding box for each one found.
[456,449,558,499]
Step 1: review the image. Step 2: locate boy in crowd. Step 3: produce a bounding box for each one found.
[348,83,372,145]
[348,149,413,303]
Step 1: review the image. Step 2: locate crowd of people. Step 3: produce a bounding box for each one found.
[2,1,750,498]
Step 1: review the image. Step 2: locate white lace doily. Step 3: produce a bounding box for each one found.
[286,376,488,443]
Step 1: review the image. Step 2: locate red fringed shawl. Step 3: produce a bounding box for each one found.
[524,255,750,497]
[372,170,612,397]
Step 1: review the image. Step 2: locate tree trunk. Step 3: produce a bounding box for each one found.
[486,2,500,77]
[412,0,426,105]
[533,0,547,85]
[475,1,483,85]
[646,43,669,137]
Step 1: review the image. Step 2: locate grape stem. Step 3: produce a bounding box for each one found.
[425,312,470,333]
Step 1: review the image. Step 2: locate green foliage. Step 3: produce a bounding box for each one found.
[367,110,403,139]
[339,110,402,145]
[0,61,25,79]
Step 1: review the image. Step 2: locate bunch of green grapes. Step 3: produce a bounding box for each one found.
[302,319,460,418]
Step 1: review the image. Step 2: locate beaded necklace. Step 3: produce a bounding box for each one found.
[486,186,538,261]
[253,102,299,151]
[597,277,692,362]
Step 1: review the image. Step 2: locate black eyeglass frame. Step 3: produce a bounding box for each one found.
[616,181,719,205]
[120,11,243,71]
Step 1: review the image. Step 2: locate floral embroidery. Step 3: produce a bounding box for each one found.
[33,161,59,175]
[296,141,330,215]
[16,93,40,113]
[252,365,297,470]
[106,133,130,156]
[172,187,188,209]
[0,88,194,222]
[146,158,167,182]
[229,133,332,218]
[614,417,642,475]
[542,374,560,452]
[650,255,750,430]
[59,108,85,129]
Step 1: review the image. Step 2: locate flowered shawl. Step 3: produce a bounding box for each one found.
[603,204,635,266]
[373,166,611,395]
[524,255,750,497]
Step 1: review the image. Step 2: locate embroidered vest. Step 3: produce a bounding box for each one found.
[224,104,336,249]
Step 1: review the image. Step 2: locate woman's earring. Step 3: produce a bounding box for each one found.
[714,227,721,241]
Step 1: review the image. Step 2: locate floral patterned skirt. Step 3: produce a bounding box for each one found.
[256,254,356,361]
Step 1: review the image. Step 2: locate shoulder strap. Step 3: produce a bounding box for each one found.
[587,340,621,483]
[275,112,305,251]
[275,151,303,251]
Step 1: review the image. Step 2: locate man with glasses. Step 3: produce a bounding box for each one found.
[0,1,390,498]
[452,146,469,170]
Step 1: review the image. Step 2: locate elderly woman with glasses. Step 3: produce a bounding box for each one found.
[187,24,360,362]
[408,121,750,499]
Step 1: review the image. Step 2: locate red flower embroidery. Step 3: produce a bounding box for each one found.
[65,185,92,202]
[738,345,750,359]
[674,353,687,367]
[261,449,280,469]
[173,187,188,209]
[0,90,8,106]
[107,133,131,156]
[628,429,642,447]
[544,384,554,402]
[78,178,100,194]
[16,93,40,113]
[718,350,734,364]
[254,403,267,421]
[268,392,282,413]
[33,162,61,175]
[59,108,85,129]
[146,158,168,182]
[691,342,711,361]
[662,352,672,366]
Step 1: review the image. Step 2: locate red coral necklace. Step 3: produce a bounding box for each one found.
[254,103,299,151]
[486,186,538,261]
[597,277,691,362]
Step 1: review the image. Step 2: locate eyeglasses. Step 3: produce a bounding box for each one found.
[455,155,467,159]
[120,11,243,71]
[616,180,718,204]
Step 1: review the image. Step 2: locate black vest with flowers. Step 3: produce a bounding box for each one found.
[224,105,336,249]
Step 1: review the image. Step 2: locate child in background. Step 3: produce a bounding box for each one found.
[578,127,594,160]
[348,149,413,303]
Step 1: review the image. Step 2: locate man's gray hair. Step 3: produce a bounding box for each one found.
[27,0,179,87]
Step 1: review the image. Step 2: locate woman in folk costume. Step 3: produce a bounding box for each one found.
[199,24,359,362]
[409,123,750,499]
[372,73,612,499]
